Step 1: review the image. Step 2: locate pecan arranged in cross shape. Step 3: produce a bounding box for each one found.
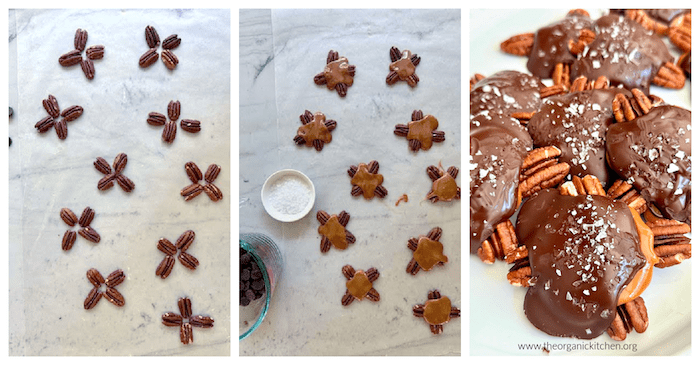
[156,230,199,279]
[293,110,336,151]
[386,46,421,87]
[60,207,100,250]
[412,290,460,335]
[34,94,84,140]
[425,163,460,202]
[518,146,570,199]
[180,161,223,202]
[147,100,201,144]
[341,265,380,306]
[348,160,387,199]
[84,268,126,310]
[406,227,448,275]
[317,210,355,253]
[643,208,691,268]
[58,28,104,80]
[162,297,214,345]
[606,297,649,341]
[313,50,355,97]
[94,153,135,192]
[394,110,445,152]
[139,25,181,70]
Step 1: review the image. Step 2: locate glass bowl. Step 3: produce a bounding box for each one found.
[239,233,283,340]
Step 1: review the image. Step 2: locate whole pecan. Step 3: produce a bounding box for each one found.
[500,33,535,56]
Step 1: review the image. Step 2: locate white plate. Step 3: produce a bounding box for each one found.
[470,9,691,356]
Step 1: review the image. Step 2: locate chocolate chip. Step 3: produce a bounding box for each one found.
[241,269,250,281]
[240,295,251,306]
[251,279,264,291]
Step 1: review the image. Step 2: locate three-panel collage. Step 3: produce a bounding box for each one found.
[4,7,691,358]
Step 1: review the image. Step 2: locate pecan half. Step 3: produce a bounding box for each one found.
[189,315,214,328]
[104,287,125,307]
[204,164,221,183]
[158,238,178,256]
[162,34,181,50]
[161,49,179,70]
[568,28,595,55]
[61,105,84,122]
[551,63,571,90]
[43,95,60,118]
[180,119,201,133]
[162,120,177,143]
[59,49,82,66]
[105,269,125,288]
[644,209,691,268]
[519,146,570,198]
[507,258,533,287]
[112,153,128,174]
[162,312,183,326]
[176,230,196,251]
[116,174,135,193]
[607,180,647,214]
[625,10,669,35]
[74,28,88,51]
[62,230,76,250]
[185,162,203,183]
[139,48,159,68]
[84,287,102,310]
[78,206,95,227]
[85,45,105,60]
[669,13,691,53]
[607,297,649,341]
[500,33,534,56]
[167,100,181,121]
[478,220,526,264]
[181,183,204,201]
[145,25,160,48]
[60,208,78,227]
[156,255,176,279]
[147,112,167,126]
[559,175,605,197]
[81,58,95,80]
[78,226,101,243]
[652,62,686,89]
[94,157,112,175]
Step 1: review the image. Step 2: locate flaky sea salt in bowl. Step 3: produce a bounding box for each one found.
[261,169,315,222]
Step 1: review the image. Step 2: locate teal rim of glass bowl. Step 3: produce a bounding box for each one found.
[239,240,273,340]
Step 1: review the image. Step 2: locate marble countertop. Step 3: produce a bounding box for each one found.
[239,9,461,355]
[470,9,691,356]
[8,9,231,356]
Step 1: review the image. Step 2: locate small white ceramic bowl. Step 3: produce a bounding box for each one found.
[261,169,315,222]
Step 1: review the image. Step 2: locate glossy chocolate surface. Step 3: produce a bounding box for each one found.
[570,14,673,94]
[527,13,593,79]
[469,112,531,252]
[528,88,631,186]
[517,189,646,339]
[470,70,544,118]
[606,105,691,223]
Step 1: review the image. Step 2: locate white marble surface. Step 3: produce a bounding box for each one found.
[239,9,461,355]
[8,9,230,356]
[470,9,691,356]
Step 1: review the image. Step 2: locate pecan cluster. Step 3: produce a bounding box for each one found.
[94,153,135,193]
[35,94,84,140]
[156,230,199,279]
[58,28,104,80]
[181,161,223,202]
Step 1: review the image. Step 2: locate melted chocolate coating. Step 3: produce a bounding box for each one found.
[517,189,645,339]
[527,13,593,79]
[570,14,673,94]
[470,70,544,118]
[469,112,531,253]
[606,105,691,223]
[528,88,631,186]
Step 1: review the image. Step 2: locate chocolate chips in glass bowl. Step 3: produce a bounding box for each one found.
[240,247,265,306]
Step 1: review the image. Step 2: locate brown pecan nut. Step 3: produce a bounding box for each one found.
[568,28,596,55]
[97,175,115,191]
[78,226,101,243]
[112,153,128,174]
[61,105,84,122]
[84,287,103,310]
[62,230,77,251]
[559,175,606,197]
[145,25,160,48]
[607,180,647,214]
[74,28,88,51]
[668,13,691,53]
[180,119,201,133]
[539,84,567,98]
[161,49,179,70]
[162,34,181,50]
[167,100,181,121]
[59,49,82,66]
[156,256,176,279]
[35,116,55,133]
[551,62,571,89]
[116,174,135,193]
[139,48,159,68]
[43,95,61,118]
[518,146,570,198]
[204,183,223,201]
[478,220,524,264]
[500,33,534,56]
[105,269,125,288]
[158,238,178,256]
[78,206,95,227]
[175,230,196,251]
[625,10,669,35]
[607,297,649,341]
[204,164,221,183]
[644,209,692,268]
[652,61,686,89]
[54,119,68,140]
[178,252,199,270]
[162,120,177,143]
[104,287,125,307]
[189,315,214,328]
[86,268,105,286]
[162,312,183,326]
[81,58,95,80]
[179,297,193,318]
[60,208,78,227]
[469,73,486,91]
[94,157,112,175]
[85,45,105,60]
[181,183,204,201]
[147,112,167,126]
[185,162,203,183]
[180,323,194,345]
[507,258,533,287]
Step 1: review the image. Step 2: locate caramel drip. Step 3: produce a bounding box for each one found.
[413,237,448,270]
[407,115,439,150]
[318,215,348,250]
[617,207,658,305]
[389,51,416,79]
[297,112,332,146]
[429,174,459,201]
[351,163,384,199]
[346,271,372,300]
[423,297,452,325]
[323,57,353,89]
